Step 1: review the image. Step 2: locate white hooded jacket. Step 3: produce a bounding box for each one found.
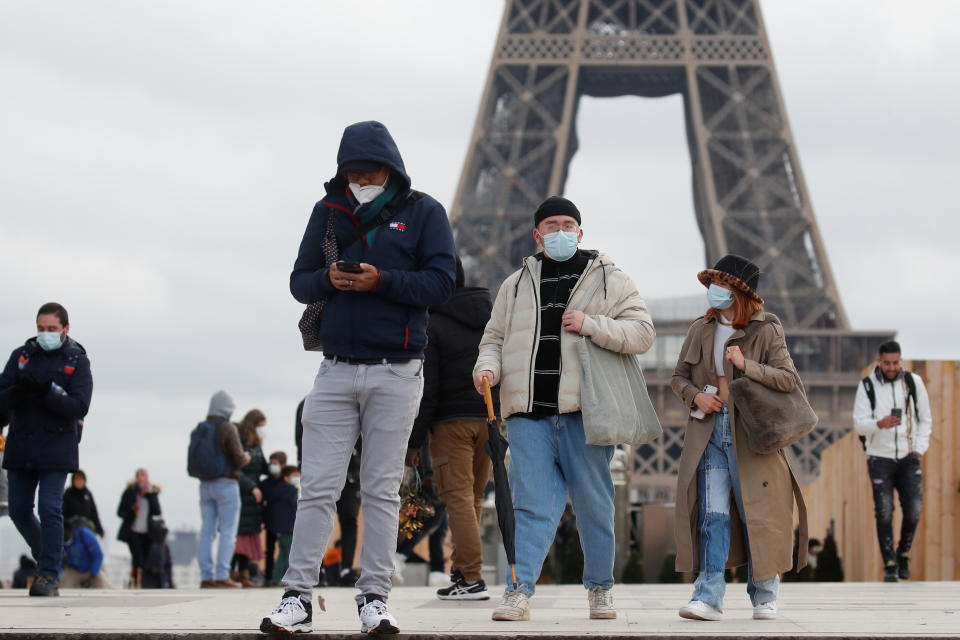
[852,368,933,459]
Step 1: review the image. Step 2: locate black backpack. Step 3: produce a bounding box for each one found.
[187,420,228,480]
[858,370,919,449]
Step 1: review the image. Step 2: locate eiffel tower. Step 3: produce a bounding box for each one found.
[450,0,893,494]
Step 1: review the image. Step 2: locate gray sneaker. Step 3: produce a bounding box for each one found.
[491,591,530,621]
[588,587,616,619]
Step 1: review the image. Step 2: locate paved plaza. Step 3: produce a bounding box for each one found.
[0,582,957,639]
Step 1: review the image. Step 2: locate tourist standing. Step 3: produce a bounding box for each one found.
[234,409,269,587]
[117,468,162,588]
[62,470,104,537]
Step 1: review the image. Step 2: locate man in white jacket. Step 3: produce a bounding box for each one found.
[473,196,655,622]
[852,340,932,582]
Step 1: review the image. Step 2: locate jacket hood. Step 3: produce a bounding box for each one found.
[23,336,86,357]
[430,287,492,330]
[208,390,235,420]
[328,120,411,192]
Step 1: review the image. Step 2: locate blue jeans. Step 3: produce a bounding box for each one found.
[198,479,241,581]
[7,469,69,580]
[692,408,778,610]
[506,412,614,597]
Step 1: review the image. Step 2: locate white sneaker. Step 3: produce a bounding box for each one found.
[391,553,406,585]
[492,590,531,621]
[588,587,617,619]
[260,591,312,634]
[428,571,448,587]
[753,601,778,620]
[359,597,399,634]
[679,600,722,621]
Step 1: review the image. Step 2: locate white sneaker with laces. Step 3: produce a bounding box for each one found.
[260,591,312,634]
[359,598,399,634]
[491,590,531,621]
[391,553,406,585]
[753,601,778,620]
[679,600,722,621]
[428,571,448,587]
[587,587,617,619]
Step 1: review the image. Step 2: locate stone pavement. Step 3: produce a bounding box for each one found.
[0,582,958,639]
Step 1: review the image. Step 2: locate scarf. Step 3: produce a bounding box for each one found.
[355,177,402,247]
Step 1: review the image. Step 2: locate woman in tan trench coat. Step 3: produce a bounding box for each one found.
[671,255,807,622]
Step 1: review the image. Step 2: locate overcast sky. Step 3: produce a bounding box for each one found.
[1,1,958,556]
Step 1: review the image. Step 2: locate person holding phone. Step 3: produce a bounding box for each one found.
[853,341,933,582]
[670,255,807,622]
[261,121,456,636]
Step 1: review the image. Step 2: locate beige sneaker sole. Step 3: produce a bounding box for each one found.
[492,609,531,621]
[590,610,617,619]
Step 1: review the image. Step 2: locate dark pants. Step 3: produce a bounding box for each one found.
[128,532,153,575]
[6,469,69,580]
[868,454,923,565]
[264,529,278,582]
[337,481,360,569]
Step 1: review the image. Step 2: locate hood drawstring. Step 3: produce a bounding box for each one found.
[514,261,532,298]
[600,261,608,299]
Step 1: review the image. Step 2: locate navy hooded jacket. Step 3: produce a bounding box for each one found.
[0,336,93,472]
[290,121,456,359]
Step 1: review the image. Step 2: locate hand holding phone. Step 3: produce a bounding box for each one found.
[691,384,721,419]
[891,408,903,418]
[335,260,364,274]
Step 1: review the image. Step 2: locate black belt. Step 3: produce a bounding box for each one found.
[325,355,414,365]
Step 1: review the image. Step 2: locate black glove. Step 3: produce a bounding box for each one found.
[15,371,51,395]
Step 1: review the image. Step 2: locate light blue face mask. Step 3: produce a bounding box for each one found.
[541,231,579,262]
[706,284,734,310]
[37,331,64,351]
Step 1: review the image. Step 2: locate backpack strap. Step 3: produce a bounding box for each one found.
[335,190,425,254]
[861,376,876,416]
[903,372,920,421]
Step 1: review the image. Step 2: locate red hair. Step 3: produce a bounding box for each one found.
[704,287,762,329]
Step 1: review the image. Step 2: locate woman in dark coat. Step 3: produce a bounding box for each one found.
[232,409,269,587]
[62,470,104,537]
[117,468,162,588]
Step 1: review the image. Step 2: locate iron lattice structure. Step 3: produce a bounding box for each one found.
[452,0,894,500]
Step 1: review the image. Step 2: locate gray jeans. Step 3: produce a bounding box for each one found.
[283,357,424,601]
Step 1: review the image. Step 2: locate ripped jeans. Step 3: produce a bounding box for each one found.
[692,408,778,611]
[867,454,923,565]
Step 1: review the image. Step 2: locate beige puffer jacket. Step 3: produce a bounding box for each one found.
[474,251,655,419]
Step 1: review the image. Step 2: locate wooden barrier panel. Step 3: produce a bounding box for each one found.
[800,361,959,581]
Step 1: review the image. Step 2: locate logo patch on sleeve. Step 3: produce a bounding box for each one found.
[388,222,407,232]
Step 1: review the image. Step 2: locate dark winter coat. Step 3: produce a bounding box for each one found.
[0,337,93,471]
[238,444,268,535]
[63,486,104,536]
[409,286,499,448]
[290,120,457,359]
[117,484,162,543]
[260,476,298,535]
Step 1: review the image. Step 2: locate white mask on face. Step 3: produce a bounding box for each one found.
[256,426,267,441]
[269,463,281,476]
[349,177,387,204]
[290,475,302,489]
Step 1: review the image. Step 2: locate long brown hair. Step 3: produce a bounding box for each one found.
[704,287,762,329]
[238,409,266,447]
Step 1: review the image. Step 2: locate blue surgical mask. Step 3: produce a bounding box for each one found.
[37,331,64,351]
[541,231,579,262]
[706,284,734,310]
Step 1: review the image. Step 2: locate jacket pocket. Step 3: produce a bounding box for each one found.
[683,343,702,365]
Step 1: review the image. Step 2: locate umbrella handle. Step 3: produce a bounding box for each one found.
[481,377,497,422]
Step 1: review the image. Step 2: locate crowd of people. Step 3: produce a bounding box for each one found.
[0,120,934,637]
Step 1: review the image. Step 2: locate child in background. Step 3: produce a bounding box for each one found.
[262,464,299,584]
[261,451,288,585]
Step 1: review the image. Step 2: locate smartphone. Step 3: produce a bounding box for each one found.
[690,384,720,420]
[335,260,364,274]
[891,408,903,419]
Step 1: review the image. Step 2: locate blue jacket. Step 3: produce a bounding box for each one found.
[260,476,297,534]
[290,121,457,359]
[64,524,103,576]
[0,337,93,471]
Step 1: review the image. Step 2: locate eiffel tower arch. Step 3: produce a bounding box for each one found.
[451,0,893,500]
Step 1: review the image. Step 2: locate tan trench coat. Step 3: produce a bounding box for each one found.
[670,310,808,581]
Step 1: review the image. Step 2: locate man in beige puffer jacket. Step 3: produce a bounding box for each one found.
[473,196,655,623]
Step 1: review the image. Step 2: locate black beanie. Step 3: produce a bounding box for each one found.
[533,196,581,227]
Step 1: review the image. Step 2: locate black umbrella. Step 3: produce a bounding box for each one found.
[482,377,517,589]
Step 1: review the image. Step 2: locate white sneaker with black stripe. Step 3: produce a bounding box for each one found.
[358,595,399,634]
[436,572,490,601]
[260,591,312,634]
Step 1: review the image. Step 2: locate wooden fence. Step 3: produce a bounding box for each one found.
[800,360,959,581]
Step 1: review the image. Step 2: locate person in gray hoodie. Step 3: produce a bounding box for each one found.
[194,390,249,588]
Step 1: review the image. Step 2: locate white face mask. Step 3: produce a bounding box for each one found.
[290,475,302,489]
[349,177,387,204]
[269,463,281,476]
[256,426,267,441]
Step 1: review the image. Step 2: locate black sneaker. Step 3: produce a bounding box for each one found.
[897,555,911,580]
[436,573,490,601]
[29,576,59,597]
[260,590,312,634]
[883,561,898,583]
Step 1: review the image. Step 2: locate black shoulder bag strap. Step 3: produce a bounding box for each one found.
[335,190,425,253]
[859,376,875,451]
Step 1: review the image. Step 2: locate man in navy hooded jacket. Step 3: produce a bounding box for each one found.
[262,121,455,636]
[0,302,93,597]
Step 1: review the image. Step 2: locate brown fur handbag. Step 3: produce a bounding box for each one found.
[728,376,819,454]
